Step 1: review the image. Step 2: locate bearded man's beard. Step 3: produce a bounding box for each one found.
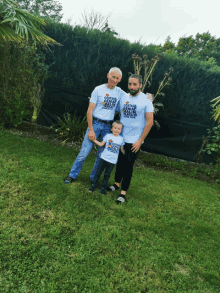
[128,88,140,96]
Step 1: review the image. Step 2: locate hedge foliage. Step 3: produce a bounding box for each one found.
[42,20,220,124]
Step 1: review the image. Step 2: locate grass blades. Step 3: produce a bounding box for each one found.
[0,131,220,292]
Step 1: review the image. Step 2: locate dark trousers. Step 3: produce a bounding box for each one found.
[93,158,115,190]
[115,143,139,191]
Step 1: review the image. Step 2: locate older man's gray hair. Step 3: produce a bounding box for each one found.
[109,67,122,77]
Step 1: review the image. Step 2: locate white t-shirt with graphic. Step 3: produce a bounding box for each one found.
[119,92,154,143]
[90,84,125,121]
[101,133,125,164]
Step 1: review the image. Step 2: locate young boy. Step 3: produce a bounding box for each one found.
[89,121,125,194]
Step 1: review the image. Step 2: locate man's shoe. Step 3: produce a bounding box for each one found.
[116,195,126,204]
[64,176,75,184]
[106,184,119,192]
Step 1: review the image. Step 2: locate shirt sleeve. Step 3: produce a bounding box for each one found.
[145,98,154,113]
[121,138,125,146]
[115,101,120,112]
[103,134,109,143]
[120,88,126,96]
[90,87,98,104]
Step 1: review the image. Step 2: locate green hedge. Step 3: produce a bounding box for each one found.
[43,21,159,92]
[43,20,220,124]
[150,54,220,123]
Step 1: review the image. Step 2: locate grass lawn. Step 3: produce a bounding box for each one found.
[0,130,220,292]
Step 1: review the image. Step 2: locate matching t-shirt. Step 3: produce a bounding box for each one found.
[90,84,154,145]
[90,84,125,121]
[101,133,125,164]
[119,92,154,143]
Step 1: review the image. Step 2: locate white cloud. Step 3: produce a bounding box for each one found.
[59,0,220,45]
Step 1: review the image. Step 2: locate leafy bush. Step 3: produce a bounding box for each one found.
[54,112,87,143]
[203,125,220,181]
[0,41,48,127]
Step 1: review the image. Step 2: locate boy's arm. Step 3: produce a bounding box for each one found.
[120,145,125,155]
[93,139,106,147]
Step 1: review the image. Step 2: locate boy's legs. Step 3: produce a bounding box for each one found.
[114,147,127,186]
[91,159,106,187]
[106,148,125,192]
[90,123,111,181]
[100,161,114,193]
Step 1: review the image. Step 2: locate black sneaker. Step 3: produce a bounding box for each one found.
[116,195,126,204]
[106,184,119,192]
[99,188,106,195]
[64,176,75,184]
[89,184,96,192]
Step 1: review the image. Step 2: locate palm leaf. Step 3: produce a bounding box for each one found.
[211,96,220,123]
[211,96,220,108]
[0,22,22,42]
[0,0,60,46]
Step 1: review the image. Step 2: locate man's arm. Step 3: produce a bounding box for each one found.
[87,102,96,140]
[131,112,154,153]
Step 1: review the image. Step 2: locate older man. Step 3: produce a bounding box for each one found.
[107,74,154,203]
[64,67,125,183]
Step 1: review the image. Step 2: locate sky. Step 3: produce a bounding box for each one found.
[59,0,220,46]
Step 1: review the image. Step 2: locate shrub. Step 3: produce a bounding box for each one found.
[54,112,87,143]
[203,125,220,182]
[0,41,48,127]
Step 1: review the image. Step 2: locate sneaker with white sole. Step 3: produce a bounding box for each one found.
[116,195,126,204]
[106,184,119,192]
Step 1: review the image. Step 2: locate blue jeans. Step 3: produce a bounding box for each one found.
[69,119,111,180]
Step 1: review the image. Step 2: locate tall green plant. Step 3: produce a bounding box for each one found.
[203,97,220,181]
[132,53,173,121]
[132,53,173,96]
[0,41,48,127]
[203,125,220,182]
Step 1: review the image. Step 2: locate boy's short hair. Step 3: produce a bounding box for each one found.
[129,74,142,84]
[112,120,123,127]
[109,67,122,77]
